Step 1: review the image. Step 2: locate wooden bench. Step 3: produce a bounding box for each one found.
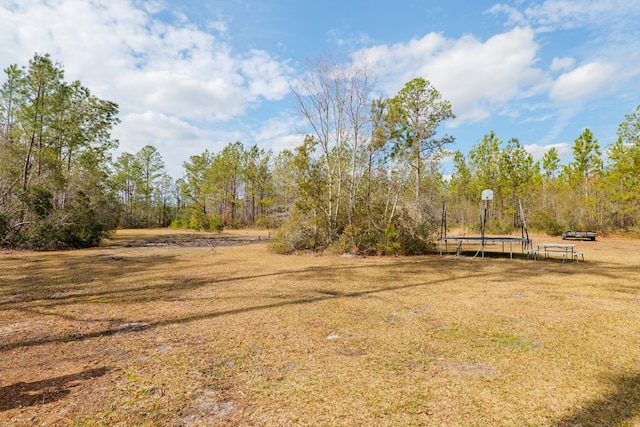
[573,251,585,262]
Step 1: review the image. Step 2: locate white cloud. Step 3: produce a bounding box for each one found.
[549,62,617,101]
[141,0,165,15]
[116,111,204,145]
[269,134,305,153]
[550,57,575,72]
[524,142,571,161]
[254,114,306,153]
[116,70,247,121]
[113,111,245,177]
[3,0,638,177]
[489,0,640,32]
[356,27,545,124]
[240,50,293,101]
[0,0,293,143]
[486,4,526,26]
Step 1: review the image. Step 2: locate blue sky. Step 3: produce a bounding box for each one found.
[2,0,640,178]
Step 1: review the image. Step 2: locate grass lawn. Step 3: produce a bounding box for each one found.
[1,229,639,426]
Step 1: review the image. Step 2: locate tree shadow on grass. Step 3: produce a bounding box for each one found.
[553,372,640,427]
[0,262,471,351]
[0,367,109,412]
[2,245,639,352]
[0,253,185,307]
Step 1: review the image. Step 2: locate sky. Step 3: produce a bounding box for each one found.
[1,0,640,179]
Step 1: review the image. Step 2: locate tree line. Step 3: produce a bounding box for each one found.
[1,54,119,249]
[2,53,639,251]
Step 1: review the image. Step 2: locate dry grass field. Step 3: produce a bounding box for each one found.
[1,229,639,426]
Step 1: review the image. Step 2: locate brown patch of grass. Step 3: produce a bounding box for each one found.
[1,230,640,426]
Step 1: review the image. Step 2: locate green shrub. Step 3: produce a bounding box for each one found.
[270,226,321,254]
[170,218,187,229]
[329,225,361,255]
[19,186,54,219]
[187,208,209,230]
[14,192,110,250]
[170,209,224,233]
[208,215,224,233]
[376,224,402,255]
[269,213,326,254]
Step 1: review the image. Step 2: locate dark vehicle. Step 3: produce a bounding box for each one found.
[561,231,596,241]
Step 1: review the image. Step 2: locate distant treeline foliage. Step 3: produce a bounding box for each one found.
[3,54,640,251]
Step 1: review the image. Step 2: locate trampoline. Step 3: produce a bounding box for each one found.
[439,194,531,259]
[438,236,531,258]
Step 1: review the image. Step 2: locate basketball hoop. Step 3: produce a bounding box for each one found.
[481,189,494,201]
